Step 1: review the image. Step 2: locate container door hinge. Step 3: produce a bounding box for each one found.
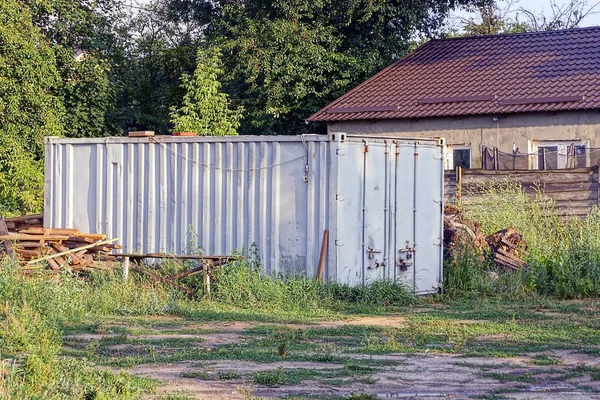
[335,194,344,201]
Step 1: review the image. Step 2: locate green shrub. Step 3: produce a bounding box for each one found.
[449,180,600,298]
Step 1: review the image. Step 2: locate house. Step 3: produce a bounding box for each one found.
[307,27,600,170]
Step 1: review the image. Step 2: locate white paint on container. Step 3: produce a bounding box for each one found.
[44,133,444,294]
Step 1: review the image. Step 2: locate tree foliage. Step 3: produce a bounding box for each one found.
[454,0,599,36]
[170,47,242,136]
[208,0,481,134]
[0,0,64,215]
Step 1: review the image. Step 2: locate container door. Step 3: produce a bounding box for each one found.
[333,138,390,285]
[391,143,418,288]
[361,140,390,284]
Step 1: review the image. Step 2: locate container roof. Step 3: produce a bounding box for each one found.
[308,26,600,122]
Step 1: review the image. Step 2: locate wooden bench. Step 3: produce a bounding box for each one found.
[112,253,242,296]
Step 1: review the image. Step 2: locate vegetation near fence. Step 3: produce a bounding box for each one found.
[2,179,600,397]
[0,259,415,399]
[446,180,600,299]
[445,166,600,217]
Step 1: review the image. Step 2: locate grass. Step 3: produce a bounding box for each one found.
[2,182,600,398]
[447,181,600,299]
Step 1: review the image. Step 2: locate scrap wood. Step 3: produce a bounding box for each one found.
[0,218,14,259]
[4,214,43,231]
[444,206,528,273]
[26,238,119,265]
[0,234,71,241]
[19,228,80,236]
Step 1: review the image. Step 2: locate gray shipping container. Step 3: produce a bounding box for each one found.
[44,133,444,294]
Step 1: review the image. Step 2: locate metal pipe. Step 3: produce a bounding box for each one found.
[361,141,368,285]
[393,142,400,282]
[413,142,419,291]
[438,144,445,293]
[383,141,390,279]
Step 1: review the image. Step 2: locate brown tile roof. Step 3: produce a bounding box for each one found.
[308,27,600,122]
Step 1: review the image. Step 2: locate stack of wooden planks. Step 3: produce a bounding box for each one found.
[4,214,43,232]
[0,226,121,274]
[444,206,528,272]
[486,228,528,272]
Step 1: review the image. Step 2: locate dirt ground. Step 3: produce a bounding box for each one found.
[65,309,600,400]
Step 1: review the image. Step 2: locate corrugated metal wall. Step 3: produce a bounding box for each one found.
[44,135,332,277]
[45,134,444,291]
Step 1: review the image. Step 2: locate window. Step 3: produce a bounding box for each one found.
[533,141,586,169]
[537,146,558,170]
[574,145,587,168]
[445,145,471,170]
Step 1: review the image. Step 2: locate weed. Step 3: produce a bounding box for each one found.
[453,181,600,299]
[252,368,286,386]
[218,371,240,380]
[574,364,600,380]
[529,354,562,365]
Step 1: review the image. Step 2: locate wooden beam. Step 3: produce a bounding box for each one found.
[26,238,119,265]
[0,218,14,259]
[316,229,329,283]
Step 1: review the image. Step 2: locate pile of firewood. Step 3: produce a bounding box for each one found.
[0,215,121,274]
[444,205,487,256]
[444,205,528,272]
[486,228,528,271]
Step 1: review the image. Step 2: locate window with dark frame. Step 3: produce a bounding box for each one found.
[452,148,471,169]
[537,146,558,170]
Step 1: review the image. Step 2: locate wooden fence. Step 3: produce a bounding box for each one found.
[444,166,600,217]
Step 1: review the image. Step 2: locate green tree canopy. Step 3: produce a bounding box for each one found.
[170,47,242,136]
[208,0,482,134]
[0,0,65,214]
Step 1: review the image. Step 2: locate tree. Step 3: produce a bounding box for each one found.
[170,47,242,136]
[164,0,482,135]
[0,0,64,215]
[106,0,202,135]
[519,0,600,31]
[25,0,123,138]
[458,0,529,35]
[452,0,600,36]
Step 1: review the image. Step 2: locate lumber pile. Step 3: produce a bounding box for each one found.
[443,205,487,257]
[443,205,528,272]
[486,228,528,271]
[4,214,43,232]
[0,226,121,274]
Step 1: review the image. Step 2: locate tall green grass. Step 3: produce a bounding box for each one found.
[446,180,600,299]
[210,260,415,316]
[0,268,171,399]
[0,256,416,398]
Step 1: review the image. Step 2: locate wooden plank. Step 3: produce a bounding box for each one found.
[51,243,84,265]
[316,229,329,282]
[13,242,45,249]
[0,218,14,259]
[0,234,70,241]
[4,214,43,223]
[74,233,107,241]
[46,257,61,271]
[128,131,154,137]
[65,236,96,243]
[464,167,596,176]
[112,253,242,261]
[26,238,119,265]
[167,265,206,281]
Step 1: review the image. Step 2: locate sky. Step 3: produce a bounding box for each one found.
[449,0,600,30]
